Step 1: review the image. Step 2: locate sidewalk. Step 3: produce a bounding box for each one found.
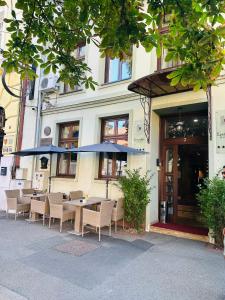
[0,214,224,300]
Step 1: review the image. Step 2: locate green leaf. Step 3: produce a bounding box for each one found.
[171,75,181,86]
[193,81,201,91]
[44,65,51,75]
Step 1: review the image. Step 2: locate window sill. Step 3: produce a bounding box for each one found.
[99,78,132,90]
[52,176,75,180]
[94,177,119,181]
[58,90,85,97]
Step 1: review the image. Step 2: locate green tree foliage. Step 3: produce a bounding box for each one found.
[117,169,151,231]
[147,0,225,91]
[197,177,225,247]
[0,1,225,91]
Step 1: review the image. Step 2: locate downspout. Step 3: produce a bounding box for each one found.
[31,73,42,179]
[15,78,28,168]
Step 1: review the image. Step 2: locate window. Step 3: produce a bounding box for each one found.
[57,122,79,176]
[99,115,129,178]
[159,47,182,70]
[62,43,86,93]
[165,114,208,139]
[105,56,132,83]
[158,19,183,71]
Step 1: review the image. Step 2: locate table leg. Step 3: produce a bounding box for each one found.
[68,206,89,236]
[74,206,82,233]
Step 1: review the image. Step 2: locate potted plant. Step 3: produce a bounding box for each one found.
[197,177,225,248]
[117,169,151,232]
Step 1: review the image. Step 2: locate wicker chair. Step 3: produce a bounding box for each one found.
[30,195,49,225]
[112,198,124,232]
[48,193,75,232]
[69,190,83,200]
[82,200,115,241]
[5,189,31,220]
[22,188,35,195]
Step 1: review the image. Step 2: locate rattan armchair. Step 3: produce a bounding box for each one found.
[30,195,49,225]
[82,200,115,241]
[48,193,75,232]
[112,198,124,232]
[5,190,31,220]
[22,188,35,195]
[69,190,83,200]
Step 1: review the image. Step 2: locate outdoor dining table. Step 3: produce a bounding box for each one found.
[64,197,107,235]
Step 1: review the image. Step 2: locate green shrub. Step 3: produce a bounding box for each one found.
[117,169,151,232]
[197,177,225,247]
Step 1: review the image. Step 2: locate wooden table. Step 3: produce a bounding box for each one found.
[64,197,106,235]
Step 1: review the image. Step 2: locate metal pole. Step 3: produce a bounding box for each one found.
[49,153,52,193]
[106,153,109,199]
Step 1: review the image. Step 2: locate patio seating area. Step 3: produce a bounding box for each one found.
[3,188,125,241]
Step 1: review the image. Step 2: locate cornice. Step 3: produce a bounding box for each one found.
[41,92,139,115]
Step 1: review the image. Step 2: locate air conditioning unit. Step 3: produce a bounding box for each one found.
[40,74,59,93]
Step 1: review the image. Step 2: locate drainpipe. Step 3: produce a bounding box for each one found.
[15,78,29,168]
[31,74,42,179]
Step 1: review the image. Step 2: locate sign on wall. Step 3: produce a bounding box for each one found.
[216,110,225,154]
[40,138,52,146]
[2,135,14,155]
[132,120,146,149]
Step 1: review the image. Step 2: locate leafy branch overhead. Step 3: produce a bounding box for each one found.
[1,0,225,91]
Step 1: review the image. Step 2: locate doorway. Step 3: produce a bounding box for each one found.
[159,110,208,227]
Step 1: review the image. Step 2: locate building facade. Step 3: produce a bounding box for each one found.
[0,2,24,210]
[18,37,225,230]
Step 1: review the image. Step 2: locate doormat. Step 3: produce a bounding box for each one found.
[55,240,100,256]
[151,222,208,236]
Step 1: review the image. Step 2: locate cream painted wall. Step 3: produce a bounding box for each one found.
[210,79,225,176]
[39,97,148,200]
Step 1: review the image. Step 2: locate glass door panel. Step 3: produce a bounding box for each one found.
[162,145,177,223]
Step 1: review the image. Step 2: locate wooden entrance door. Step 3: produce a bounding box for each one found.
[159,113,208,225]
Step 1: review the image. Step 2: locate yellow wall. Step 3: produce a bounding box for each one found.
[0,72,20,155]
[0,2,21,156]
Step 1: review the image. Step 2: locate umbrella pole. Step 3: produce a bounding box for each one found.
[49,154,52,193]
[106,154,109,199]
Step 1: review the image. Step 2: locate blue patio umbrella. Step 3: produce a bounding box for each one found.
[12,145,67,192]
[67,142,146,198]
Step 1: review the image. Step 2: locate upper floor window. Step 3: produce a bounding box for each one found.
[105,56,132,84]
[62,43,86,94]
[99,115,129,178]
[158,16,183,71]
[57,122,79,176]
[159,47,183,70]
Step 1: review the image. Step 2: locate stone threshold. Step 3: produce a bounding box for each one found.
[149,225,209,243]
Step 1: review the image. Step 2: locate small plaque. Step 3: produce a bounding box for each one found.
[40,138,52,146]
[44,126,51,136]
[216,111,225,154]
